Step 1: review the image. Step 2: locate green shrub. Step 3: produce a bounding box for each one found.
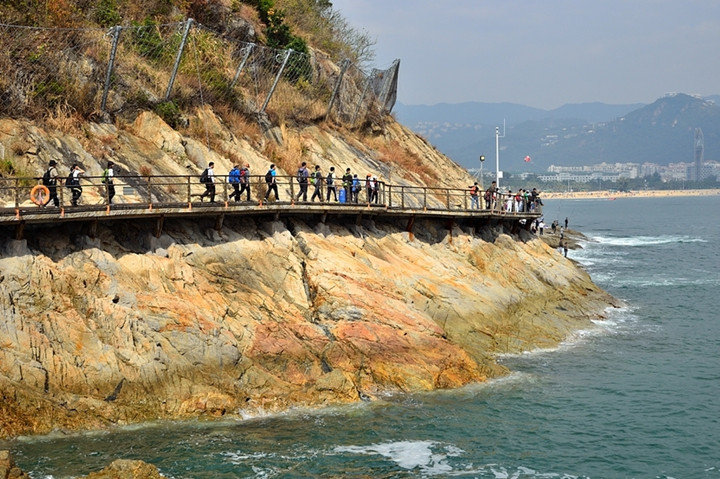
[95,0,122,27]
[155,100,182,128]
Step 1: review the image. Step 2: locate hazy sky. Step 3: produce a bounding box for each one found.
[330,0,720,109]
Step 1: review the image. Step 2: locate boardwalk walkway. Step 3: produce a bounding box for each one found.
[0,175,542,237]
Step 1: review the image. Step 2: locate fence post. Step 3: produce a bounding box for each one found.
[423,188,427,210]
[326,58,350,120]
[261,49,292,113]
[101,25,122,112]
[446,189,450,209]
[164,19,194,101]
[229,43,255,88]
[147,176,153,207]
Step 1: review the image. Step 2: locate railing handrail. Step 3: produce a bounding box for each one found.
[0,173,544,216]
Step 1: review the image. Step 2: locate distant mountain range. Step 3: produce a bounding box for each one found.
[394,93,720,172]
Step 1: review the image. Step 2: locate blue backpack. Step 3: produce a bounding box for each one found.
[229,167,240,184]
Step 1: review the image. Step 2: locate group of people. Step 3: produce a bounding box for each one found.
[468,181,544,212]
[261,162,380,204]
[38,159,115,207]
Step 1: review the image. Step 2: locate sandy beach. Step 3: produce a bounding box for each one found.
[542,189,720,200]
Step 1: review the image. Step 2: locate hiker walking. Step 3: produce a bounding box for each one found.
[469,182,480,209]
[296,161,309,202]
[326,166,337,201]
[264,164,279,201]
[67,164,84,206]
[228,164,241,202]
[238,163,251,201]
[311,165,324,202]
[42,160,60,207]
[199,162,216,203]
[342,168,352,202]
[351,174,360,203]
[485,180,497,209]
[102,161,116,204]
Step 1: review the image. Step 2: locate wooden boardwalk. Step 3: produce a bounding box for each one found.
[0,174,542,238]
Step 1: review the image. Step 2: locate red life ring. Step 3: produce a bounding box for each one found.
[30,184,50,206]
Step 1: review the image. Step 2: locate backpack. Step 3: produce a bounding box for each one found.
[42,168,54,186]
[265,169,273,184]
[240,168,248,184]
[200,168,209,184]
[101,168,109,184]
[65,172,76,188]
[326,172,334,186]
[228,167,240,184]
[297,167,305,183]
[484,190,491,201]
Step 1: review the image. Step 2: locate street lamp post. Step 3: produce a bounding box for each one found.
[479,155,485,189]
[495,121,505,188]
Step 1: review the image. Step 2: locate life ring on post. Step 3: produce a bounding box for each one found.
[30,184,50,206]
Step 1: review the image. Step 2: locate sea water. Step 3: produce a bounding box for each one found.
[3,196,720,478]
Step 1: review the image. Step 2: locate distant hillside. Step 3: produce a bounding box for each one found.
[394,95,720,172]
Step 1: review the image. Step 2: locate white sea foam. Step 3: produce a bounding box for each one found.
[589,234,706,247]
[333,440,462,475]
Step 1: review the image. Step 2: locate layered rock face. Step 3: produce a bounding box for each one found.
[0,107,617,437]
[0,215,617,438]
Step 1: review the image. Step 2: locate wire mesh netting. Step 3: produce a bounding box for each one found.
[0,20,399,127]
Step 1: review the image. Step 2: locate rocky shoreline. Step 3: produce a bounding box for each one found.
[0,216,619,441]
[1,449,165,478]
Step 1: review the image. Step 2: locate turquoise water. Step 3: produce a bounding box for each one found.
[4,196,720,478]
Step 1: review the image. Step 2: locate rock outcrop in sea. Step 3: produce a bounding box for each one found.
[0,109,618,439]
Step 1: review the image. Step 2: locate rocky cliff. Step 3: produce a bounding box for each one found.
[0,109,618,438]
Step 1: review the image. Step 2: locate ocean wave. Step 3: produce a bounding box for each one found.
[333,440,462,475]
[588,235,707,247]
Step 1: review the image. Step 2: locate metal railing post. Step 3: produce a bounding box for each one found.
[164,19,194,101]
[101,25,122,112]
[229,43,255,89]
[147,176,153,206]
[260,49,292,113]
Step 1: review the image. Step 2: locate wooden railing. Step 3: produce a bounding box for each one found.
[0,174,543,215]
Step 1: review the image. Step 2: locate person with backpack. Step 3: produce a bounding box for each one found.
[66,163,84,206]
[199,162,216,203]
[342,168,353,202]
[351,174,360,203]
[42,160,60,207]
[326,166,337,202]
[238,163,251,201]
[101,161,116,204]
[311,165,324,202]
[469,182,480,209]
[264,163,279,201]
[295,161,309,202]
[370,176,379,204]
[228,164,241,202]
